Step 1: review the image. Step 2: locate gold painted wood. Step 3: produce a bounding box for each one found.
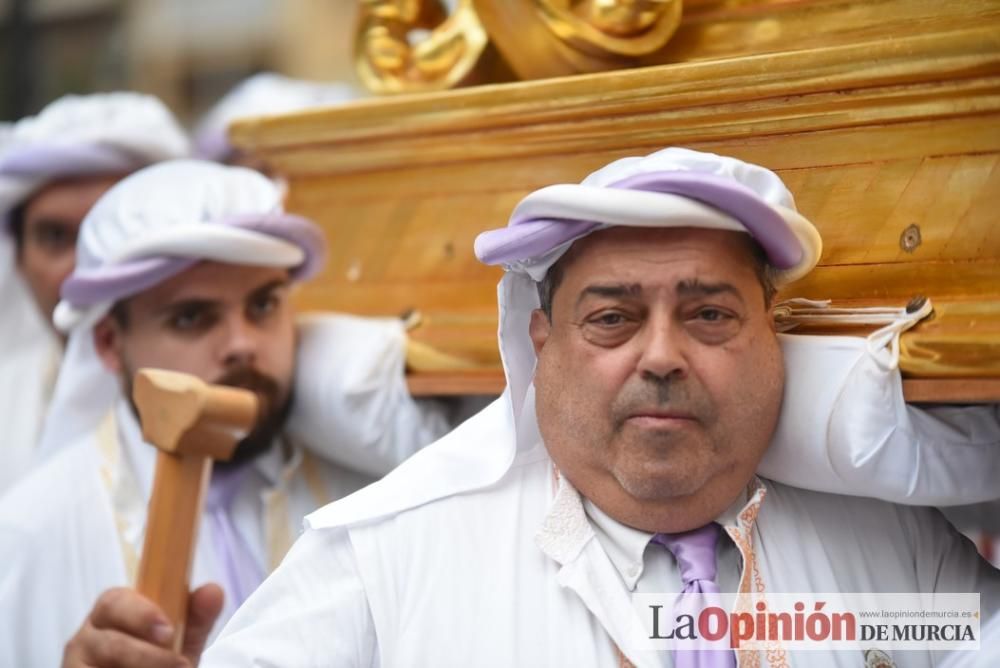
[472,0,683,79]
[355,0,493,94]
[902,379,1000,404]
[233,3,1000,401]
[406,372,1000,403]
[358,0,998,85]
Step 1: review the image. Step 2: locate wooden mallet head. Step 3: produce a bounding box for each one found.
[132,369,259,652]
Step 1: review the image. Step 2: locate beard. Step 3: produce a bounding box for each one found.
[124,364,293,468]
[212,365,293,468]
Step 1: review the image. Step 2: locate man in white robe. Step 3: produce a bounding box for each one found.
[65,148,1000,667]
[0,93,190,493]
[0,160,450,668]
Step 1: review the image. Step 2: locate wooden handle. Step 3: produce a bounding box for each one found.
[131,368,259,651]
[136,451,212,652]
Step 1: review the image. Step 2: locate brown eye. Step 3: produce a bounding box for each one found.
[695,308,730,323]
[168,306,215,333]
[685,306,741,344]
[171,309,203,331]
[247,292,281,321]
[594,312,625,327]
[582,310,640,347]
[30,222,77,254]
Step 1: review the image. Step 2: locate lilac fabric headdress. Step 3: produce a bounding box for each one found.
[53,159,327,332]
[474,147,821,284]
[0,93,190,227]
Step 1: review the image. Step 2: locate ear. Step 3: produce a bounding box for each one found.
[528,309,552,356]
[92,315,124,375]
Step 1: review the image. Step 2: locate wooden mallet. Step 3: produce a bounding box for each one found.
[132,368,259,652]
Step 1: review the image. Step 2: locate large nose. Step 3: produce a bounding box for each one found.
[636,311,689,382]
[219,311,259,368]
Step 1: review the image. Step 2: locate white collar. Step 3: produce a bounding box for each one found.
[570,476,768,590]
[582,497,654,590]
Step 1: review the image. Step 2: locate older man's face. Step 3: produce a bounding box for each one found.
[93,261,298,465]
[529,226,783,533]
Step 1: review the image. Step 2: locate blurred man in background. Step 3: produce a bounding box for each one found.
[0,93,190,492]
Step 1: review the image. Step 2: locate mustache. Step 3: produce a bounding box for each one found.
[610,375,714,428]
[212,366,291,468]
[213,366,281,411]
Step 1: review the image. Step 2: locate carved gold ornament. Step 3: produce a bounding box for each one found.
[355,0,489,93]
[533,0,683,57]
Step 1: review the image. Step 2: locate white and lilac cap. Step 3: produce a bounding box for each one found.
[0,92,190,226]
[53,159,326,332]
[474,147,822,284]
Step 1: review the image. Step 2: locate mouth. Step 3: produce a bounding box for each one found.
[624,409,698,430]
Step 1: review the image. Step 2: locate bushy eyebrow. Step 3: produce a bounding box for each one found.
[155,278,290,318]
[574,279,746,308]
[28,216,79,228]
[575,283,643,307]
[155,298,218,320]
[676,279,745,304]
[246,278,290,303]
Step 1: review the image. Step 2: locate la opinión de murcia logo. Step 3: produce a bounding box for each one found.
[633,592,981,652]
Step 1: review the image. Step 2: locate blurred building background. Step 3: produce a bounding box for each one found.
[0,0,360,123]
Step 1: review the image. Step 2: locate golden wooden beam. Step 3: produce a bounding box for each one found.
[405,372,1000,404]
[234,3,1000,402]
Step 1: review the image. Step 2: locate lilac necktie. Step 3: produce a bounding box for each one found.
[205,464,265,609]
[652,523,736,668]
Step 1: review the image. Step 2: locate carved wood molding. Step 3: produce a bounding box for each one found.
[234,13,1000,399]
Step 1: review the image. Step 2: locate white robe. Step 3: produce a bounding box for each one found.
[0,400,375,668]
[0,237,61,494]
[0,312,452,667]
[204,397,1000,668]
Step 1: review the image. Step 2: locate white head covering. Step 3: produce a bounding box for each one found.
[35,159,327,461]
[307,148,823,529]
[0,92,190,337]
[193,72,362,162]
[0,92,190,227]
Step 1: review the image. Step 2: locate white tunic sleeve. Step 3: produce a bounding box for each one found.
[203,526,377,667]
[288,313,452,477]
[759,334,1000,506]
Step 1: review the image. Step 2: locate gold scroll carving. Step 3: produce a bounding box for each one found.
[356,0,684,91]
[355,0,491,93]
